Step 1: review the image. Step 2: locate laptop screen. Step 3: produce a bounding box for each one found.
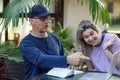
[106,50,120,80]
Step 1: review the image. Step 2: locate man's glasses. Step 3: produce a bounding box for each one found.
[33,16,50,21]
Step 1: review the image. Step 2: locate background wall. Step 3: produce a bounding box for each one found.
[109,0,120,18]
[63,0,102,39]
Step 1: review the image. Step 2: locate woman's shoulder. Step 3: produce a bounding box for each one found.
[104,33,117,38]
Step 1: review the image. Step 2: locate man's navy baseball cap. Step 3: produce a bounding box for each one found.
[29,4,54,18]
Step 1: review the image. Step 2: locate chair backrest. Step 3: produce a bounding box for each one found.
[14,33,20,45]
[8,33,20,46]
[3,58,25,80]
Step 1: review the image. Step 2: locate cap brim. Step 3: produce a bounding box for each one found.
[28,12,54,18]
[39,12,54,17]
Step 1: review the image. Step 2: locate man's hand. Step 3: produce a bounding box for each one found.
[67,52,90,66]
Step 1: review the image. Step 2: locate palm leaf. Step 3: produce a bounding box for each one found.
[1,0,111,31]
[7,47,23,62]
[1,0,33,31]
[0,0,56,31]
[54,27,75,55]
[89,0,111,25]
[0,42,22,62]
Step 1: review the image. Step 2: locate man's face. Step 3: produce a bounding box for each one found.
[30,16,50,33]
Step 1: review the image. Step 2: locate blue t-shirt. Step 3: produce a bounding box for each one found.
[19,32,68,80]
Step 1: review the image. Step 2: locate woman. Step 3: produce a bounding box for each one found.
[76,20,120,75]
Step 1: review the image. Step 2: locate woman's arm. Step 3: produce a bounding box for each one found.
[103,35,120,68]
[116,53,120,69]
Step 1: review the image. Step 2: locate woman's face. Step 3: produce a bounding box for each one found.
[82,28,100,46]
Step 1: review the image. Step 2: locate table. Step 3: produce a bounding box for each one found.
[32,71,120,80]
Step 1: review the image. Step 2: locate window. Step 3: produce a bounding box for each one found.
[55,0,64,27]
[107,2,113,13]
[0,0,3,13]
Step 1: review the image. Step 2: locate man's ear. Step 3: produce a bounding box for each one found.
[29,18,33,23]
[29,18,35,25]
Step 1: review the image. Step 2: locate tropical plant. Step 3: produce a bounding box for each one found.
[0,0,111,61]
[0,0,111,31]
[56,28,75,55]
[0,42,22,62]
[52,22,75,55]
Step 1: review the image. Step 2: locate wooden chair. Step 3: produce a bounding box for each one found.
[117,33,120,38]
[14,33,20,46]
[8,33,20,46]
[84,60,95,71]
[0,58,5,80]
[2,58,25,80]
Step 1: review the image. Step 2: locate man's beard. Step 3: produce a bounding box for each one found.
[39,30,47,33]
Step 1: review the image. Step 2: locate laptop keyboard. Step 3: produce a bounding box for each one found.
[79,72,107,80]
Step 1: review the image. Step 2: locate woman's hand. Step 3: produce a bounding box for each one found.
[103,35,116,51]
[103,35,120,68]
[103,36,117,60]
[67,52,90,66]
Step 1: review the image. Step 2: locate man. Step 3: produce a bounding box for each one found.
[19,4,90,80]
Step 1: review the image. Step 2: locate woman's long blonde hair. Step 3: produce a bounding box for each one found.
[76,20,100,57]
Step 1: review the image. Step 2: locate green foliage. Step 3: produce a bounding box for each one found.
[0,0,111,60]
[67,0,111,25]
[58,28,75,55]
[89,0,111,25]
[0,0,56,31]
[0,42,23,62]
[0,0,111,31]
[52,22,75,55]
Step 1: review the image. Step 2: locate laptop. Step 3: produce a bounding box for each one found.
[79,50,120,80]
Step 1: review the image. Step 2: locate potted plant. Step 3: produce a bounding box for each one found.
[0,42,23,62]
[51,21,75,55]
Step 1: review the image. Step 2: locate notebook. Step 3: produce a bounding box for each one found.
[79,50,120,80]
[46,67,84,78]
